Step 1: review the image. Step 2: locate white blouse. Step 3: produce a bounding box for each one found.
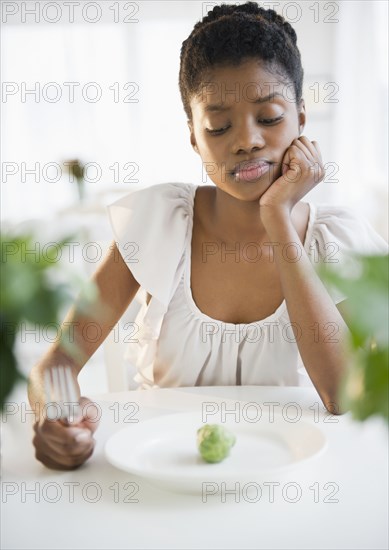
[108,182,388,390]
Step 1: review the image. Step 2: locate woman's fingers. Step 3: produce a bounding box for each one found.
[33,420,95,469]
[35,421,93,454]
[32,396,99,470]
[34,443,95,470]
[284,137,325,184]
[78,396,100,433]
[311,139,322,157]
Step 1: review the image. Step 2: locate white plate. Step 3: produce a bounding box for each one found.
[105,411,327,493]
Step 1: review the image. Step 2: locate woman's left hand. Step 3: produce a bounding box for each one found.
[259,136,325,219]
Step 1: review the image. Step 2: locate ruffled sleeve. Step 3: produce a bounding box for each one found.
[107,182,194,307]
[308,203,389,303]
[107,182,195,388]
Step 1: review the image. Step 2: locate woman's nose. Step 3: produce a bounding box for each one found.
[233,120,265,154]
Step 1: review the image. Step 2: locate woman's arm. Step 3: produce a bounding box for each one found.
[260,211,350,414]
[259,136,350,414]
[28,240,140,415]
[29,240,140,470]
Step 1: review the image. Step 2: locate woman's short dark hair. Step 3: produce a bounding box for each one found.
[179,1,304,121]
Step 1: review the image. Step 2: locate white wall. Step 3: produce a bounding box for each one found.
[1,0,387,238]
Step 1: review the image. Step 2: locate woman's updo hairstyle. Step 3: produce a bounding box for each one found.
[179,1,304,121]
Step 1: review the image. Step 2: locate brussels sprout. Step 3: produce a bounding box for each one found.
[197,424,236,463]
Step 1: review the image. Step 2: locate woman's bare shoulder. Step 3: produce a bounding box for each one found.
[193,185,215,230]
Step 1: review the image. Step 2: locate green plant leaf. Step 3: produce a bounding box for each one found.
[320,253,389,422]
[0,232,97,410]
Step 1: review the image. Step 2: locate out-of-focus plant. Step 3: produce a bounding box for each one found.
[63,159,86,202]
[0,233,98,409]
[320,253,389,422]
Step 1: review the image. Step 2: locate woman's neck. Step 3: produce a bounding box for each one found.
[210,186,269,243]
[193,184,310,256]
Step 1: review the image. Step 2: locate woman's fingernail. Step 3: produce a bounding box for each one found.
[75,431,90,442]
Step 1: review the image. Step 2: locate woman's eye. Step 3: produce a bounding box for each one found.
[205,126,230,135]
[260,116,284,125]
[205,116,284,136]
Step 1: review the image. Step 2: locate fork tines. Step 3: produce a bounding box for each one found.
[44,365,81,423]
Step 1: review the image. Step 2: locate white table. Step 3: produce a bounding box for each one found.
[1,384,388,550]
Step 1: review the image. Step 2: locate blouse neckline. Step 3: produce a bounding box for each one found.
[183,183,317,328]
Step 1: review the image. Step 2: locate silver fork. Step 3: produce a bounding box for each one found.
[44,365,81,424]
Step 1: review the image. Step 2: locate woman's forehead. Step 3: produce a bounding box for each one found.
[191,59,291,108]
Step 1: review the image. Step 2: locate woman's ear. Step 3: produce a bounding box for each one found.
[298,99,306,135]
[188,120,199,154]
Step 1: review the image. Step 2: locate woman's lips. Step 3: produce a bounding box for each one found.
[233,161,270,182]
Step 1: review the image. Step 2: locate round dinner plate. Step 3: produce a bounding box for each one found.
[104,411,327,493]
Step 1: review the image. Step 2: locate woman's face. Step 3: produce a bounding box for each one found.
[188,58,306,202]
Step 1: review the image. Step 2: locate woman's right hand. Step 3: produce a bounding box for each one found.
[32,397,100,470]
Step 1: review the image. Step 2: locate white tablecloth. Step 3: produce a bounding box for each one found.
[1,384,388,549]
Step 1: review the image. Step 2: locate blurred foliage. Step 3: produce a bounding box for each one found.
[0,233,98,409]
[319,253,389,422]
[63,159,85,202]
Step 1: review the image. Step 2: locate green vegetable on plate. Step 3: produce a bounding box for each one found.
[197,424,236,463]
